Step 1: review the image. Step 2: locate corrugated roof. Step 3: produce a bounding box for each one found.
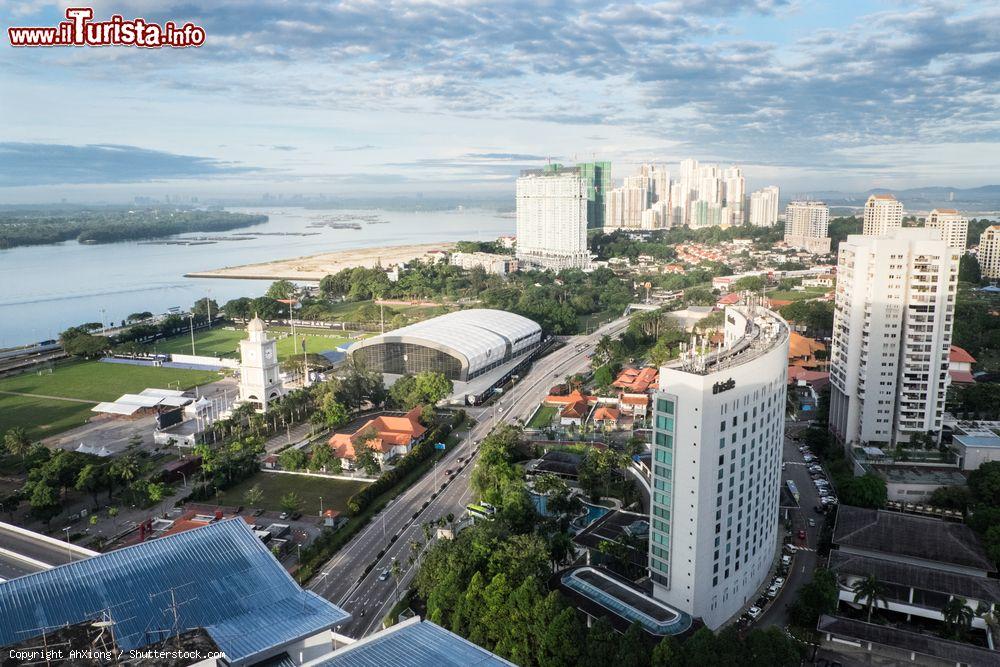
[313,618,515,667]
[829,550,1000,602]
[0,519,349,666]
[351,309,540,373]
[833,506,995,573]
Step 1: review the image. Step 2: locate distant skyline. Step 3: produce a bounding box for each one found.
[1,0,999,203]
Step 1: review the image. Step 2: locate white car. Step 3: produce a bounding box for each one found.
[747,606,762,620]
[767,586,779,598]
[773,577,785,587]
[781,555,792,566]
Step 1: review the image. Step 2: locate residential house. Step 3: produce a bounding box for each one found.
[788,332,826,369]
[328,406,427,469]
[592,406,621,428]
[949,345,977,385]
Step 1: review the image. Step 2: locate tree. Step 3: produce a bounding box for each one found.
[354,437,381,476]
[110,453,140,486]
[146,481,169,504]
[852,574,887,623]
[592,364,614,388]
[538,601,584,667]
[789,568,838,628]
[390,558,403,602]
[3,427,32,460]
[745,627,803,666]
[959,254,983,284]
[243,484,264,510]
[280,492,303,516]
[310,444,340,473]
[27,482,61,526]
[74,464,105,509]
[617,621,650,667]
[319,395,349,429]
[59,326,110,358]
[969,461,1000,506]
[266,279,296,300]
[279,448,308,471]
[582,617,620,667]
[928,485,972,511]
[839,473,887,508]
[942,596,975,639]
[651,637,681,667]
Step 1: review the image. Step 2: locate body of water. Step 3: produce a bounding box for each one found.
[0,207,513,347]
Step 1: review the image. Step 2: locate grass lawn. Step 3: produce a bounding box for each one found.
[766,287,830,302]
[214,471,369,514]
[146,326,351,360]
[0,393,96,440]
[527,405,557,429]
[0,360,218,402]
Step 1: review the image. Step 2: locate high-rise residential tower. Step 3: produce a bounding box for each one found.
[829,228,959,448]
[515,165,590,270]
[862,193,904,236]
[979,226,1000,280]
[723,166,745,225]
[748,186,780,227]
[649,300,789,630]
[926,209,968,250]
[577,161,612,229]
[783,201,831,254]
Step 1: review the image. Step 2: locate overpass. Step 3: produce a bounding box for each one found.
[0,522,98,582]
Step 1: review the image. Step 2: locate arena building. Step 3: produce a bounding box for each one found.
[349,309,543,403]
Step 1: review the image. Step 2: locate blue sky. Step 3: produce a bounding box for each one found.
[1,0,998,203]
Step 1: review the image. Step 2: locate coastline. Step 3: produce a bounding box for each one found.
[184,241,456,282]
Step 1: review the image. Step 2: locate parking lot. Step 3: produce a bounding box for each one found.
[738,418,837,630]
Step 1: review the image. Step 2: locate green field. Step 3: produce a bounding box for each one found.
[766,287,830,302]
[527,405,558,429]
[147,326,351,360]
[214,471,369,514]
[0,360,219,439]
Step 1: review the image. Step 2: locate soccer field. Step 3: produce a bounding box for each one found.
[148,327,352,360]
[0,360,220,439]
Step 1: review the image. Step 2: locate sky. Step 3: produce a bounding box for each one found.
[0,0,998,203]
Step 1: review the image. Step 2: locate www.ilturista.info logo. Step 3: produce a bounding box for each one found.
[8,7,205,48]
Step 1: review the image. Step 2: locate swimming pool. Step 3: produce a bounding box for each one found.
[531,493,611,526]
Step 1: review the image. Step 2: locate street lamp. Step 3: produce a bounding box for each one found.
[62,526,73,563]
[319,496,324,517]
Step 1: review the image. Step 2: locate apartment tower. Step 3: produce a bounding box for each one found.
[515,165,590,270]
[829,228,959,447]
[862,194,904,236]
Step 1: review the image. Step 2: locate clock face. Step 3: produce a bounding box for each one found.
[264,349,273,360]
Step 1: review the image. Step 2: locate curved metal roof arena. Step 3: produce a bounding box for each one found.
[349,309,542,382]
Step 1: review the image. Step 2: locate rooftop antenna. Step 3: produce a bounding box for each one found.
[14,623,72,667]
[149,582,198,650]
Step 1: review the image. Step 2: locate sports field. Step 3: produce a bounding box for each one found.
[0,360,219,439]
[214,470,369,514]
[147,327,352,360]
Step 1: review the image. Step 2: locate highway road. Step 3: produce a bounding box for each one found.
[309,316,632,637]
[0,522,97,582]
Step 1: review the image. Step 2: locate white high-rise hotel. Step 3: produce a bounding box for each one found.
[980,226,1000,280]
[515,166,590,270]
[829,228,960,447]
[649,301,789,629]
[926,208,969,250]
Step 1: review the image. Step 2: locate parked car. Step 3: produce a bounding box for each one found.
[808,518,816,527]
[767,586,779,598]
[781,555,791,566]
[279,512,289,520]
[773,577,785,587]
[783,543,798,554]
[747,606,762,620]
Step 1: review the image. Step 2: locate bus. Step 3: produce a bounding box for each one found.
[466,503,497,521]
[786,480,800,503]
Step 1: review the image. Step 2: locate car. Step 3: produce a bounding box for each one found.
[797,529,807,540]
[445,468,455,476]
[767,586,779,598]
[808,518,816,527]
[279,512,289,520]
[781,462,786,470]
[378,568,390,581]
[783,543,798,554]
[747,606,762,620]
[756,596,769,608]
[773,577,785,587]
[781,555,791,566]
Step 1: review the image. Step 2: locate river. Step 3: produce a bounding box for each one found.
[0,207,514,347]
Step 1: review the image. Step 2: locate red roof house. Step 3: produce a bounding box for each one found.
[949,345,977,384]
[328,406,427,467]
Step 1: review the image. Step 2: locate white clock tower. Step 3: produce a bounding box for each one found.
[238,315,284,413]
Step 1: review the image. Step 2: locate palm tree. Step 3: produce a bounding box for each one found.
[390,558,403,602]
[942,597,975,638]
[3,427,32,460]
[851,575,887,623]
[977,602,999,647]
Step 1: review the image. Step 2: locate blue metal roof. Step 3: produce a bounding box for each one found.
[314,619,515,667]
[0,519,349,666]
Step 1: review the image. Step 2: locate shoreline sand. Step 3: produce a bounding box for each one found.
[185,242,455,282]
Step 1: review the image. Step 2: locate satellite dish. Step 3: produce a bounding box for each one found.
[92,621,115,628]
